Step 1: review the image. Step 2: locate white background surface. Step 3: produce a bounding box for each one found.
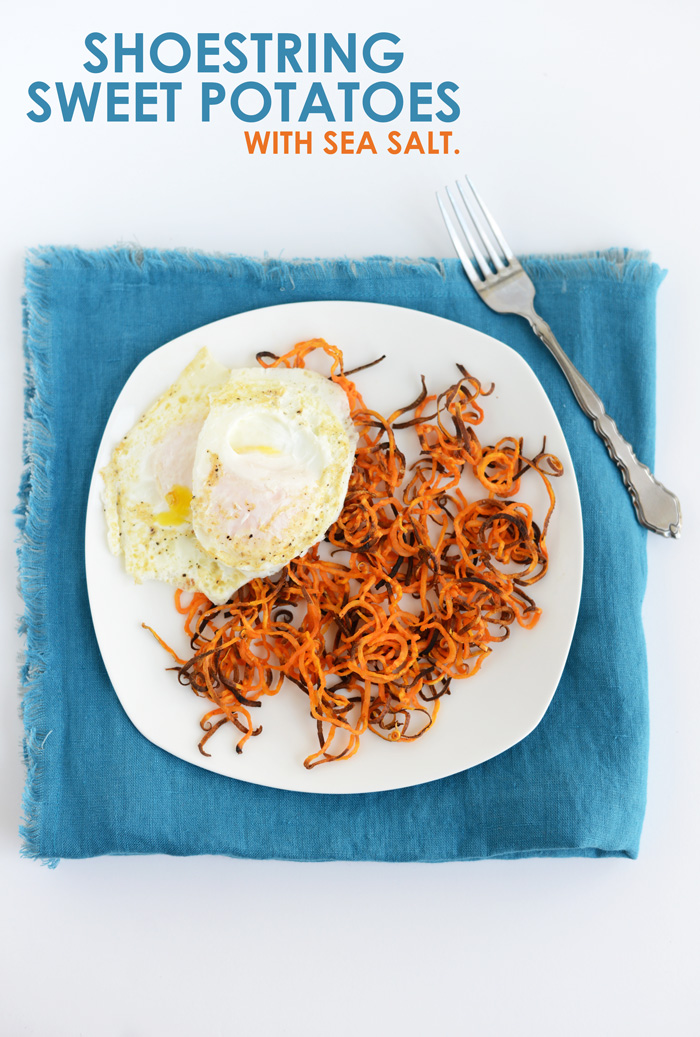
[1,1,698,1034]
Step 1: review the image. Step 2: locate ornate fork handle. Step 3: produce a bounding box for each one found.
[438,176,682,538]
[529,313,682,538]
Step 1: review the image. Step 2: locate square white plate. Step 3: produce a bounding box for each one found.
[85,301,583,794]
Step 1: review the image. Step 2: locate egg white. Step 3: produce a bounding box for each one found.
[192,367,358,572]
[101,347,273,604]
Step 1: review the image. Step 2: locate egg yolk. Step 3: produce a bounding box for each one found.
[233,445,282,456]
[156,485,193,526]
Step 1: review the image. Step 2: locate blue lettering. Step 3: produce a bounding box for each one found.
[299,82,334,121]
[150,33,191,74]
[230,82,272,122]
[106,82,129,122]
[436,82,460,122]
[135,82,158,122]
[249,33,273,72]
[202,82,226,121]
[27,82,51,122]
[362,82,403,122]
[278,34,302,73]
[323,33,356,73]
[274,82,297,122]
[198,34,220,73]
[56,81,101,122]
[161,82,181,122]
[223,33,247,73]
[363,33,403,73]
[115,33,144,73]
[410,82,432,122]
[83,33,108,74]
[337,83,360,120]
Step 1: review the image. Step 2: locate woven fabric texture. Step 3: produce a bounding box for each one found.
[17,247,662,864]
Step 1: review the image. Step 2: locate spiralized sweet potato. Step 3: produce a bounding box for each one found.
[148,339,563,768]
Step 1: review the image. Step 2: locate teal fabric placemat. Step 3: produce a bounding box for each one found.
[17,247,662,864]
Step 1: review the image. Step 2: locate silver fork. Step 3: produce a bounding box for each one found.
[437,176,681,538]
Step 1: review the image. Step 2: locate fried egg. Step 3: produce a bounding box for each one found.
[101,348,269,604]
[192,367,358,571]
[102,348,358,603]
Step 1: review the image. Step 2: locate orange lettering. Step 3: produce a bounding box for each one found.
[404,131,425,154]
[387,130,401,154]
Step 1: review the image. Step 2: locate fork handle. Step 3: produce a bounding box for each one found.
[528,315,682,538]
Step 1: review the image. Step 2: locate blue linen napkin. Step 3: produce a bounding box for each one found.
[17,247,663,864]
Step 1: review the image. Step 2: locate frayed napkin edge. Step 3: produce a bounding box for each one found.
[23,245,666,293]
[16,258,60,868]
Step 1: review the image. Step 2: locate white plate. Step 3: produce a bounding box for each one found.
[85,301,583,794]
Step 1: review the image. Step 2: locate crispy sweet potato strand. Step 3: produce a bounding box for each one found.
[152,338,562,768]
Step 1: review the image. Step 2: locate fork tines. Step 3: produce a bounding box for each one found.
[437,175,516,283]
